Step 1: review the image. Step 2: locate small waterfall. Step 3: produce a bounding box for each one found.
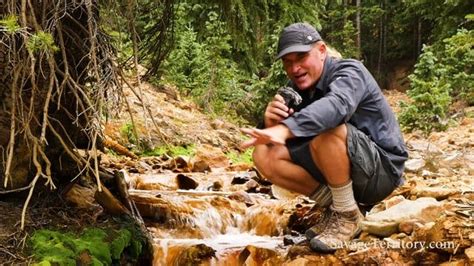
[129,172,307,265]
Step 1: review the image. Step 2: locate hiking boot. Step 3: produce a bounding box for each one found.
[304,207,332,240]
[309,208,364,253]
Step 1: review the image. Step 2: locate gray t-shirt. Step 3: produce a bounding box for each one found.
[281,57,408,178]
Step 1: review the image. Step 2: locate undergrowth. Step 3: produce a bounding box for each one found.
[29,227,142,265]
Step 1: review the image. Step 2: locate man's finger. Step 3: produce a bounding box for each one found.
[240,138,257,149]
[269,136,286,145]
[270,100,289,112]
[240,128,260,138]
[274,94,285,103]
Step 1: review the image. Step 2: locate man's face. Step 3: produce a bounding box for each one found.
[281,42,326,90]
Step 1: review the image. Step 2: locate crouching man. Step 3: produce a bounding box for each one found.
[240,22,408,252]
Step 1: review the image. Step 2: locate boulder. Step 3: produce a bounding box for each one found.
[361,197,442,237]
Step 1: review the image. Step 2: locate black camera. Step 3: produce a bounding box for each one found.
[277,86,302,110]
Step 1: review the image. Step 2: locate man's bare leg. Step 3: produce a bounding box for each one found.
[252,143,319,196]
[309,124,351,187]
[308,124,363,252]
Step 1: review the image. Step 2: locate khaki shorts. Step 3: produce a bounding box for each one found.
[287,123,400,205]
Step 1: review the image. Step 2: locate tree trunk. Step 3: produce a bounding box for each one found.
[356,0,361,59]
[417,19,422,57]
[377,0,384,78]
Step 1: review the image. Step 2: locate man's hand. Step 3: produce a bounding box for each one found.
[240,124,293,149]
[264,94,295,128]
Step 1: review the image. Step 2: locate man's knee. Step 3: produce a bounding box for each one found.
[310,124,348,152]
[252,145,287,179]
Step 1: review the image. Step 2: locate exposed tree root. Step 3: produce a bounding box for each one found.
[0,0,119,229]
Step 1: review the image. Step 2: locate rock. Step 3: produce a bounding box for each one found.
[209,181,223,191]
[245,179,259,191]
[191,144,230,168]
[176,174,199,190]
[439,260,467,266]
[361,197,442,237]
[238,245,281,265]
[413,251,441,265]
[421,170,433,177]
[225,162,253,171]
[191,160,211,172]
[360,220,399,237]
[138,161,153,171]
[283,234,306,246]
[286,245,313,260]
[368,195,406,214]
[398,219,419,235]
[210,119,225,129]
[465,246,474,263]
[231,173,251,185]
[171,155,190,169]
[438,168,452,177]
[407,140,443,154]
[64,184,100,210]
[412,186,459,200]
[271,185,300,200]
[405,158,426,172]
[174,244,216,265]
[228,191,255,206]
[384,195,406,209]
[285,257,311,266]
[287,205,328,235]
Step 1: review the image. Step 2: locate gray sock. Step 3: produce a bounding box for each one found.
[329,181,358,212]
[309,185,332,207]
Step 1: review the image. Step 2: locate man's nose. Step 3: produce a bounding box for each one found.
[289,63,301,73]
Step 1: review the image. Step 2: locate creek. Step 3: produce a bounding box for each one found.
[128,171,308,265]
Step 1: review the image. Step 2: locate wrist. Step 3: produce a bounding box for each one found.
[275,124,294,139]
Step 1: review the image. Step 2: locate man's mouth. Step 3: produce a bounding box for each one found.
[294,73,307,81]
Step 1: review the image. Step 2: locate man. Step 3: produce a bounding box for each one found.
[240,22,408,252]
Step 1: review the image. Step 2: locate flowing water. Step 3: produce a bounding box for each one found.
[128,171,307,265]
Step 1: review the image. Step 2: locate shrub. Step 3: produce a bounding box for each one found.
[399,28,473,133]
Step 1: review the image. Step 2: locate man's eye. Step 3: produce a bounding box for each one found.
[296,53,307,60]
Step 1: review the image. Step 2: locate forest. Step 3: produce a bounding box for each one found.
[0,0,472,264]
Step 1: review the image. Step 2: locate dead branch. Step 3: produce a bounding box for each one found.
[103,137,138,159]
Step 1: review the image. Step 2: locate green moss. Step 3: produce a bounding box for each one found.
[110,229,131,260]
[120,122,138,144]
[26,31,59,53]
[29,227,143,265]
[168,144,195,157]
[226,148,253,164]
[76,228,111,265]
[0,15,21,34]
[141,145,168,156]
[141,144,196,157]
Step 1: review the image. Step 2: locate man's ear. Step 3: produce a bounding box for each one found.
[318,42,327,58]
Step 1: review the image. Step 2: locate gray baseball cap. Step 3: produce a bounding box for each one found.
[276,23,322,59]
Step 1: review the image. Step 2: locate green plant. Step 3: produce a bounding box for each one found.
[399,28,473,133]
[142,144,195,157]
[29,227,141,265]
[441,28,474,105]
[0,14,20,34]
[399,46,451,133]
[119,122,138,144]
[26,31,59,53]
[226,148,254,164]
